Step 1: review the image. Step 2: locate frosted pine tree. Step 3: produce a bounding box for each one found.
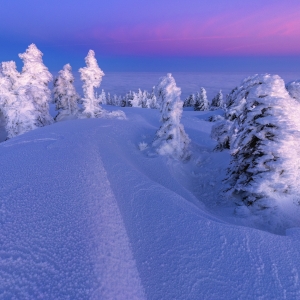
[0,62,37,138]
[211,74,265,150]
[1,61,20,85]
[53,64,80,121]
[106,92,112,105]
[120,96,126,107]
[226,74,300,212]
[130,89,143,107]
[148,86,158,109]
[79,50,105,118]
[99,89,106,105]
[194,87,209,111]
[18,44,53,126]
[112,94,121,106]
[141,91,149,108]
[211,90,224,109]
[153,73,190,160]
[286,80,300,102]
[183,94,195,107]
[123,91,133,107]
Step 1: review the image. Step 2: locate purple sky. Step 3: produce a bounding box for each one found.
[1,0,300,71]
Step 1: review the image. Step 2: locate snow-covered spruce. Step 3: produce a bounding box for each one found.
[106,92,112,106]
[0,61,37,138]
[183,94,196,107]
[149,86,158,109]
[210,119,231,150]
[53,64,80,121]
[211,90,224,110]
[18,44,53,126]
[79,50,105,118]
[130,89,143,108]
[286,80,300,102]
[211,74,266,150]
[128,89,158,108]
[98,89,106,105]
[152,73,190,160]
[194,87,209,111]
[226,74,300,211]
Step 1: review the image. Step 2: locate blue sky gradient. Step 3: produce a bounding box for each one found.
[1,0,300,72]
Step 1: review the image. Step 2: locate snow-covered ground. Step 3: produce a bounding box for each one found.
[1,105,300,299]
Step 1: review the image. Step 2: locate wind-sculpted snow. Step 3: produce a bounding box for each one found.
[1,107,300,298]
[0,120,144,299]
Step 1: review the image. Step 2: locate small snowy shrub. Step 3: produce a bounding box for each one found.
[153,73,190,160]
[194,87,209,111]
[226,74,300,212]
[105,110,126,120]
[207,114,225,122]
[138,142,148,151]
[79,50,105,118]
[53,64,80,121]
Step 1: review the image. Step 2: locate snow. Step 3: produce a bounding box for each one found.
[1,100,300,298]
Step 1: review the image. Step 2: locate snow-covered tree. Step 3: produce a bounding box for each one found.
[211,90,224,109]
[153,73,190,160]
[53,64,80,121]
[226,74,300,211]
[106,92,112,105]
[183,94,196,107]
[211,75,265,150]
[79,50,105,118]
[141,91,149,108]
[286,80,300,102]
[148,86,158,109]
[194,87,209,111]
[18,44,53,126]
[111,94,122,106]
[130,89,143,107]
[98,89,106,105]
[0,61,37,138]
[1,61,20,85]
[210,119,232,150]
[122,91,132,107]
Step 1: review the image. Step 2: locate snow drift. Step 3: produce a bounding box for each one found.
[1,106,300,299]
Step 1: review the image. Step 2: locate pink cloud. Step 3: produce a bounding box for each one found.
[70,4,300,56]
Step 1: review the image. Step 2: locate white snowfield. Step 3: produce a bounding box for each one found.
[1,106,300,299]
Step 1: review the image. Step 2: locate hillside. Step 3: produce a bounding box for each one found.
[1,106,300,299]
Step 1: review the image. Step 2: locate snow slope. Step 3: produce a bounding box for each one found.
[1,106,300,299]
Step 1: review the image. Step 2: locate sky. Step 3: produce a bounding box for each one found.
[1,0,300,72]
